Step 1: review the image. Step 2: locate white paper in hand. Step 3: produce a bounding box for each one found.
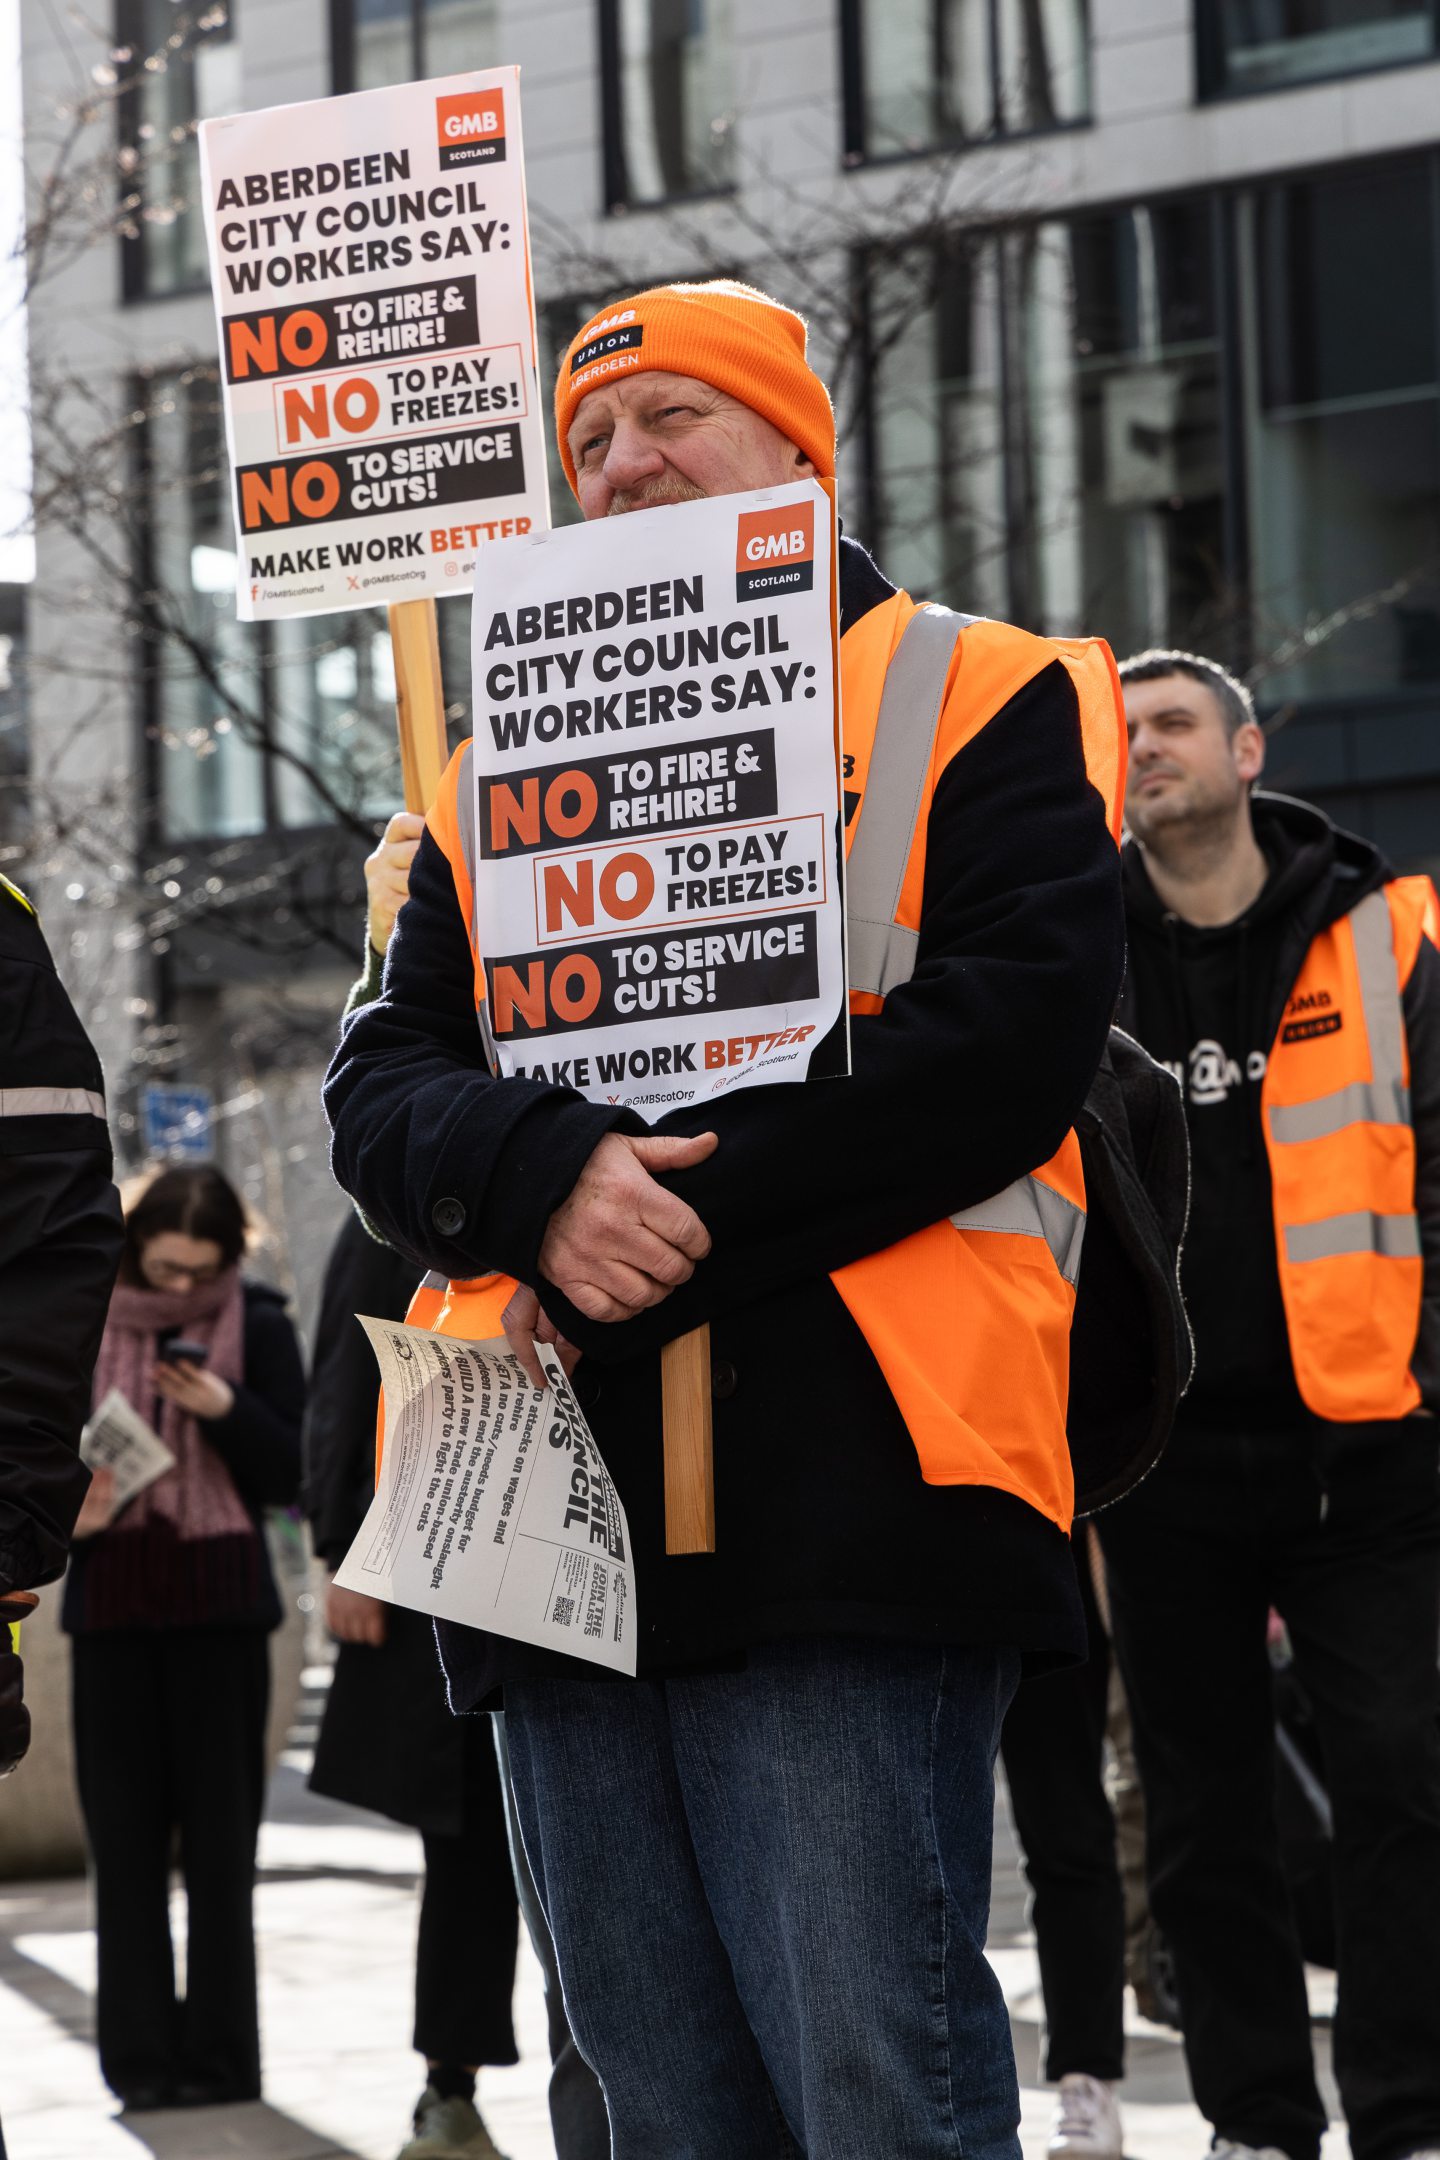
[79,1390,176,1511]
[335,1318,635,1675]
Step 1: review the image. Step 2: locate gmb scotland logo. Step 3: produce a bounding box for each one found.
[435,89,506,169]
[735,499,815,602]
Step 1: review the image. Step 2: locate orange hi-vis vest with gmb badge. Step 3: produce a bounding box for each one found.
[404,595,1126,1533]
[1263,875,1440,1422]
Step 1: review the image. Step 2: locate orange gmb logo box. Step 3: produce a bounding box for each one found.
[436,88,506,170]
[735,500,814,602]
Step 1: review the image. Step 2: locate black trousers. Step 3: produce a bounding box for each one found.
[1099,1413,1440,2160]
[414,1711,520,2067]
[71,1627,269,2100]
[1000,1539,1125,2084]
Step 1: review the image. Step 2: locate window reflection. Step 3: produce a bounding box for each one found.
[147,377,404,840]
[340,0,499,90]
[1014,204,1224,652]
[120,1,238,299]
[867,235,1009,614]
[1205,0,1436,96]
[148,375,265,839]
[1242,161,1440,701]
[850,0,1088,159]
[605,0,735,207]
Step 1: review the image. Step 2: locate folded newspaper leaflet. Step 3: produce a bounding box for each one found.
[336,1319,635,1676]
[80,1389,176,1511]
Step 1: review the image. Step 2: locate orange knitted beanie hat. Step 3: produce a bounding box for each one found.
[554,280,836,498]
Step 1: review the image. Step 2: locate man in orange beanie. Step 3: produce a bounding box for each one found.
[327,278,1126,2158]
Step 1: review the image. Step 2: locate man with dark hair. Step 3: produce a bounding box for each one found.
[1102,648,1440,2160]
[1119,646,1258,739]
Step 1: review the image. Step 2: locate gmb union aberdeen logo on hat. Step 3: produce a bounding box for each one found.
[436,87,506,169]
[554,280,836,498]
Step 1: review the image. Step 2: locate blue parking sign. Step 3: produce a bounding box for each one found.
[141,1084,214,1162]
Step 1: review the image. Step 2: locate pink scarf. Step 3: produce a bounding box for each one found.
[90,1269,253,1543]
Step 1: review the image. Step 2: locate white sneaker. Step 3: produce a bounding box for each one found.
[1048,2073,1123,2159]
[396,2087,509,2160]
[1210,2144,1292,2160]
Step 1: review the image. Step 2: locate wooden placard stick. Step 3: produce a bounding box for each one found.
[662,1324,714,1554]
[389,598,449,816]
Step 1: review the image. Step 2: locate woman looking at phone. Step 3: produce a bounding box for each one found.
[65,1163,304,2113]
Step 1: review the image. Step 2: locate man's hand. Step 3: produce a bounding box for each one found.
[502,1285,581,1390]
[325,1578,388,1647]
[538,1130,718,1324]
[365,810,426,954]
[154,1361,235,1423]
[72,1463,119,1539]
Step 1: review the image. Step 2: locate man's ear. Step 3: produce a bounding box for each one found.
[1235,719,1266,787]
[790,441,815,478]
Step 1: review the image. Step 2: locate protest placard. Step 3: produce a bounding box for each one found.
[199,68,549,622]
[470,479,848,1118]
[336,1319,635,1675]
[80,1390,175,1513]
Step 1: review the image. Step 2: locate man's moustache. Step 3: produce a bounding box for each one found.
[607,478,709,515]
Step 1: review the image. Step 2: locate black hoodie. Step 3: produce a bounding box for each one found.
[1121,792,1440,1428]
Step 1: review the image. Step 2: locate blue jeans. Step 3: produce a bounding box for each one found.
[504,1634,1022,2160]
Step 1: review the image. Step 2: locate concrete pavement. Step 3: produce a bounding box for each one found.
[0,1673,1349,2160]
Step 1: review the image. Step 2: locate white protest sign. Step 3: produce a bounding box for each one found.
[335,1319,635,1675]
[199,69,549,621]
[80,1390,175,1512]
[470,479,848,1118]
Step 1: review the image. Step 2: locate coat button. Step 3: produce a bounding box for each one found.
[711,1359,738,1400]
[431,1196,467,1237]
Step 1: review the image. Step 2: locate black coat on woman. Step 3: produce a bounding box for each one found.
[304,1209,476,1836]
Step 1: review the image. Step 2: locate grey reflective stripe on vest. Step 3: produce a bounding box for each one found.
[455,743,499,1075]
[1284,1211,1421,1264]
[419,1269,449,1295]
[1268,890,1411,1145]
[951,1176,1086,1286]
[845,605,975,998]
[0,1086,106,1118]
[847,604,1083,1285]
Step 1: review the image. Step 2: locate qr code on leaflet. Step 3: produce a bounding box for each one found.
[551,1595,575,1627]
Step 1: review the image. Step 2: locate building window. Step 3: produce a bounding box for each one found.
[842,0,1090,164]
[1008,201,1224,659]
[1240,157,1440,702]
[330,0,499,93]
[600,0,736,210]
[864,200,1222,653]
[862,152,1440,715]
[140,372,406,841]
[117,1,239,301]
[864,232,1009,613]
[1198,1,1439,99]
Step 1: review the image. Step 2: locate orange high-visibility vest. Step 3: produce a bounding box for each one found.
[1264,876,1440,1422]
[396,595,1125,1531]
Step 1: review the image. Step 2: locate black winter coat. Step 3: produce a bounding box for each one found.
[325,539,1128,1702]
[0,880,123,1595]
[304,1211,476,1835]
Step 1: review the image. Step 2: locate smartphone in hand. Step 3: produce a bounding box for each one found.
[165,1339,210,1366]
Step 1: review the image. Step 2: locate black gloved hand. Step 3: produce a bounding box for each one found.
[0,1647,30,1778]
